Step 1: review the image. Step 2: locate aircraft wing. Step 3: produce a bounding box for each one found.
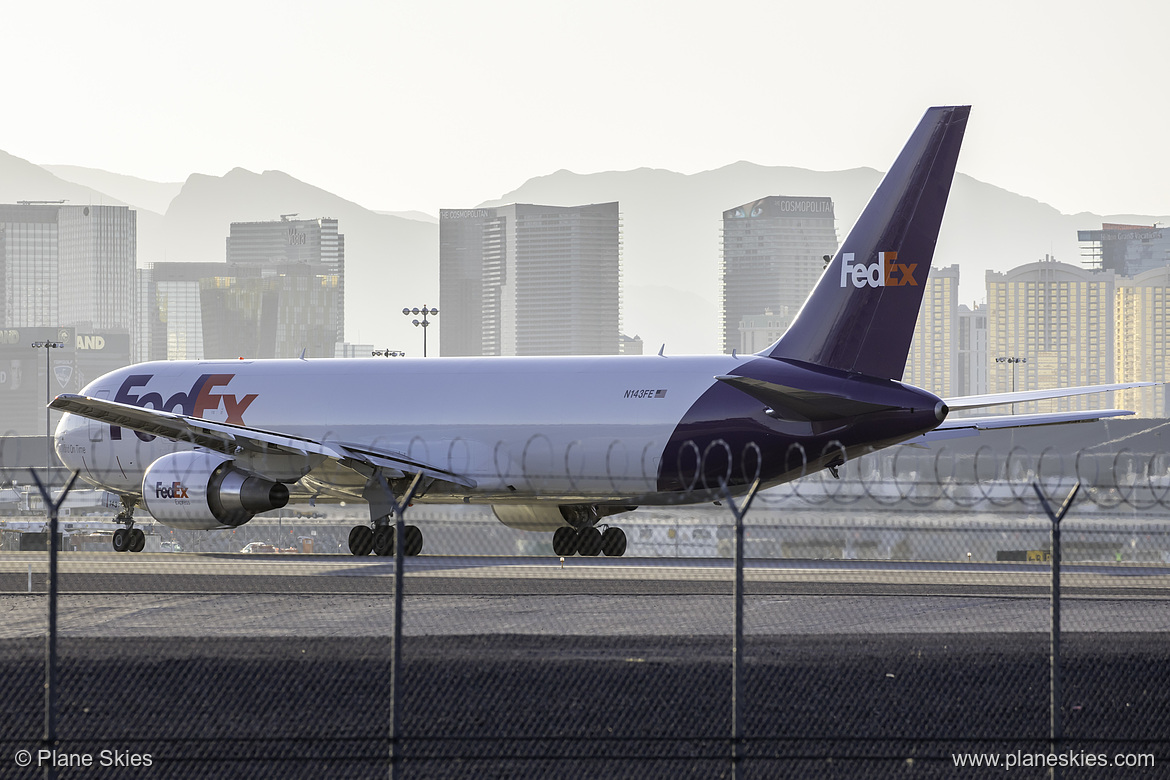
[942,381,1156,411]
[49,393,476,488]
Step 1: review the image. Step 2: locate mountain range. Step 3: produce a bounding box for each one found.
[3,149,1167,354]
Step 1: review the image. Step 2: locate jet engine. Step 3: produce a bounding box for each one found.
[491,504,637,532]
[141,451,290,529]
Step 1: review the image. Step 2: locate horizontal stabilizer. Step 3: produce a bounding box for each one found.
[714,375,897,421]
[913,408,1134,444]
[944,381,1157,411]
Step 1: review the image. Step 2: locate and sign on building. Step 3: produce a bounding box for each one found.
[0,326,131,435]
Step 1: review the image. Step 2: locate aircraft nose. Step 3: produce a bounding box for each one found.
[53,413,87,470]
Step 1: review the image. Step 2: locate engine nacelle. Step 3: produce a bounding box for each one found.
[491,504,638,532]
[141,451,290,530]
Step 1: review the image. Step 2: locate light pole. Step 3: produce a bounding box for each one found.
[31,340,65,488]
[995,355,1027,414]
[403,305,438,357]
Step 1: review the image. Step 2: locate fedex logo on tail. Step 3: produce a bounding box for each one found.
[839,252,918,288]
[111,373,258,442]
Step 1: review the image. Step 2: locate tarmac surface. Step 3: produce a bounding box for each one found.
[1,553,1169,637]
[1,553,1167,778]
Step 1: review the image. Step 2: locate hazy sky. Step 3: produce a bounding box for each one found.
[2,0,1167,218]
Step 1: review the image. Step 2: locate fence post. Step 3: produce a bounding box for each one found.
[1032,481,1079,780]
[30,469,79,780]
[721,472,761,780]
[389,472,423,780]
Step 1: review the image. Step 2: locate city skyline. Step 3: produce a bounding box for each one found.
[3,195,1170,435]
[1,1,1167,223]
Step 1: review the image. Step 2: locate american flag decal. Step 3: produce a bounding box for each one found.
[655,389,668,398]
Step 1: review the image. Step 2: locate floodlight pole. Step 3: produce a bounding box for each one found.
[995,356,1027,414]
[402,305,438,357]
[31,340,65,489]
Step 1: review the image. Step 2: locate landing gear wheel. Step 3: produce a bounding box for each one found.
[404,525,423,556]
[348,526,373,556]
[112,528,130,553]
[372,526,395,557]
[576,526,602,557]
[553,527,579,557]
[601,527,627,557]
[129,528,146,553]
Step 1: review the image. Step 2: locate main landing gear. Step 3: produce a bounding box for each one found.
[111,497,146,553]
[553,525,627,557]
[347,522,424,557]
[349,468,428,556]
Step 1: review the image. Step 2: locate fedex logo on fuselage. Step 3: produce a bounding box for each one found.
[839,252,918,288]
[111,373,258,442]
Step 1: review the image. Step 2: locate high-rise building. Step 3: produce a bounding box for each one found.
[146,263,208,360]
[438,208,490,357]
[134,267,165,364]
[140,217,344,362]
[0,203,136,332]
[142,260,342,361]
[226,216,344,342]
[903,265,959,397]
[737,309,794,355]
[720,196,837,354]
[1115,266,1170,417]
[439,202,621,356]
[956,302,989,397]
[618,333,644,355]
[1079,223,1170,277]
[986,257,1115,414]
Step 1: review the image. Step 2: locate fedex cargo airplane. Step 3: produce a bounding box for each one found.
[50,105,1146,557]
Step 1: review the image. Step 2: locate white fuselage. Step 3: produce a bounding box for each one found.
[55,354,745,506]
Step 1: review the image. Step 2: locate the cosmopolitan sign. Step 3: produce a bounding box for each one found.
[775,199,834,213]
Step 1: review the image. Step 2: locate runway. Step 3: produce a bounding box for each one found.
[0,553,1167,638]
[3,551,1170,593]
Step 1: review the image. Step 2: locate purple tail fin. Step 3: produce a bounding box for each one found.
[763,105,970,379]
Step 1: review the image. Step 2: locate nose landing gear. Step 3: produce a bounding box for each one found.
[112,526,145,553]
[111,496,146,553]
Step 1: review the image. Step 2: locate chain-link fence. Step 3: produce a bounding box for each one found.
[1,424,1167,778]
